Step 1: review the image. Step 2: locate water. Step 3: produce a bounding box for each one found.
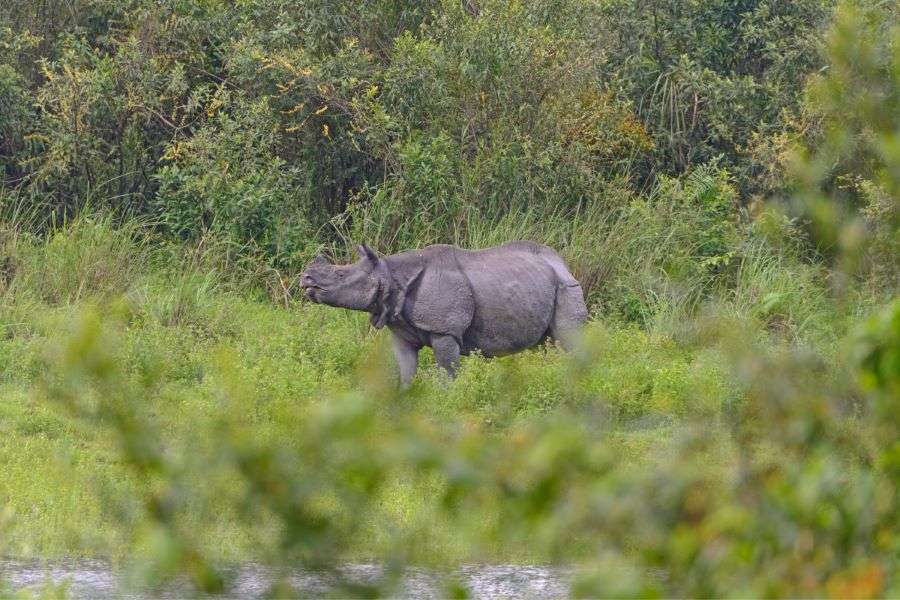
[1,559,570,598]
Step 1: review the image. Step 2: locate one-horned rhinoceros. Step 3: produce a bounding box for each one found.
[300,241,589,387]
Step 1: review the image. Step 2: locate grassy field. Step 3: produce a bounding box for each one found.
[0,217,751,562]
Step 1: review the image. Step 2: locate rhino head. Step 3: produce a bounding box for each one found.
[300,244,393,324]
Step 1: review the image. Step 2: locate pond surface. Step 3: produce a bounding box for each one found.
[1,559,570,598]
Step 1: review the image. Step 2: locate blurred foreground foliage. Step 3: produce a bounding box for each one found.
[33,296,900,597]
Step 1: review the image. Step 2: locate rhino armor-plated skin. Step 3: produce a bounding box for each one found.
[300,241,589,387]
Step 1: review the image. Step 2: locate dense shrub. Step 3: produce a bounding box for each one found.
[0,0,851,268]
[592,0,836,192]
[154,94,316,265]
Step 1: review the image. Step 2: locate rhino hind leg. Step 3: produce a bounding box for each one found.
[431,334,461,378]
[550,282,589,350]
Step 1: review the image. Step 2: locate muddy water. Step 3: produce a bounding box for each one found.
[1,559,570,598]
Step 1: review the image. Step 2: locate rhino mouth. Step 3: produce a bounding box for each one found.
[301,282,330,303]
[300,273,327,294]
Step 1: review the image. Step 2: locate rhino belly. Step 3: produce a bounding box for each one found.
[461,265,556,356]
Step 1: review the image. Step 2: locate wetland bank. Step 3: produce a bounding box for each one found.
[1,0,899,596]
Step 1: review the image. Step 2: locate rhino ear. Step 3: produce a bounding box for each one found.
[312,253,328,265]
[357,243,380,265]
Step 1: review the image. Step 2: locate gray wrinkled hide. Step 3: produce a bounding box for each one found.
[300,241,588,387]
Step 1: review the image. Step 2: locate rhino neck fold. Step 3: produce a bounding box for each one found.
[367,261,395,329]
[368,257,426,330]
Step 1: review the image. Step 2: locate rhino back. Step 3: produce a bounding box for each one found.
[455,242,561,356]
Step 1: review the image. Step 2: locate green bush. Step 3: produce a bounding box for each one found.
[154,94,316,267]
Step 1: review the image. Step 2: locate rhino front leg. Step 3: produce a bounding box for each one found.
[431,334,461,378]
[392,335,420,389]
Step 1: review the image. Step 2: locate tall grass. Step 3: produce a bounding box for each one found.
[377,165,837,349]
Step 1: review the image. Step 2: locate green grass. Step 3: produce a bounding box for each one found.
[0,303,738,560]
[0,217,764,563]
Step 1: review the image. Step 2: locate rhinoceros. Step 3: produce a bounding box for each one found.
[300,241,588,387]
